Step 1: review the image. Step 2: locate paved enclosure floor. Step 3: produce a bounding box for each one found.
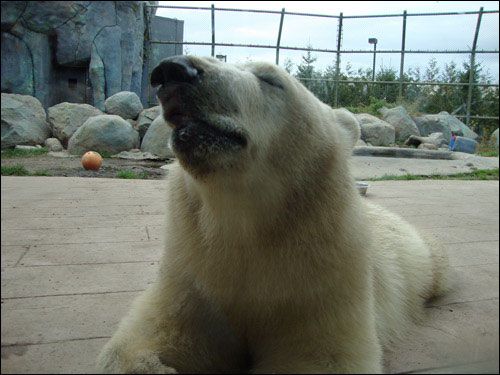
[1,175,499,374]
[350,153,499,179]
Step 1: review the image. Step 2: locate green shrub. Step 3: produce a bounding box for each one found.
[1,147,50,158]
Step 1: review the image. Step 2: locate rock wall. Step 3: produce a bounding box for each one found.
[1,1,183,110]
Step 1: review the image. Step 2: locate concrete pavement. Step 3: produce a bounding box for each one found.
[350,153,499,180]
[1,174,499,374]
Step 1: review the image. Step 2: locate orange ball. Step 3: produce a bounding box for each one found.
[81,151,103,170]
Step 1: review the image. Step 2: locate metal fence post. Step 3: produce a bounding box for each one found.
[334,12,343,107]
[398,10,407,103]
[276,8,285,65]
[146,12,152,106]
[466,7,483,126]
[211,4,215,57]
[146,4,499,125]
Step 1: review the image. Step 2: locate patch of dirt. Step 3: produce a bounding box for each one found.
[1,154,173,179]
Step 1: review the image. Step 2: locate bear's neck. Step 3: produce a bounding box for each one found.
[180,155,357,245]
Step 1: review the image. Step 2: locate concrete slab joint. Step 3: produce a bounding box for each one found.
[1,176,498,373]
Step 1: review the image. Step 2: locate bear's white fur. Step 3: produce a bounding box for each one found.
[96,56,451,373]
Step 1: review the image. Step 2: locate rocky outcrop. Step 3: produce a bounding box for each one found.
[104,91,144,121]
[140,116,175,159]
[48,102,103,147]
[380,106,420,142]
[413,113,453,143]
[1,93,51,148]
[1,1,164,110]
[1,32,34,96]
[445,112,479,140]
[355,113,395,146]
[68,114,140,155]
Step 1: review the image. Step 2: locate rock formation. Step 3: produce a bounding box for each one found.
[1,1,183,110]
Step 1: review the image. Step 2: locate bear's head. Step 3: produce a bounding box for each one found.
[151,55,360,182]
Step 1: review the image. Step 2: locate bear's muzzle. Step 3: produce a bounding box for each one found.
[151,56,247,173]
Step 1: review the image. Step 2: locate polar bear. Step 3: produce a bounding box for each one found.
[96,56,452,373]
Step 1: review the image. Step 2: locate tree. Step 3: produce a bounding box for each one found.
[282,58,294,74]
[288,53,498,138]
[295,45,320,94]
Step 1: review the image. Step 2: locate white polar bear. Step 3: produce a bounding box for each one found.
[96,56,452,374]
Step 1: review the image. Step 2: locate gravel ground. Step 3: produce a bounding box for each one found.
[1,153,171,179]
[1,151,498,180]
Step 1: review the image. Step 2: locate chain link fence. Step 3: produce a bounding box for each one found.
[146,4,499,135]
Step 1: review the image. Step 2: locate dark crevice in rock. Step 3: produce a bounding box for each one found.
[91,39,107,97]
[23,36,36,97]
[91,24,119,56]
[13,2,29,31]
[52,2,90,31]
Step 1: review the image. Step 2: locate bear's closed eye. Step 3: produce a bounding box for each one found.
[257,75,284,89]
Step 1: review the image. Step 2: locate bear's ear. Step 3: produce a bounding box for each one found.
[330,108,360,150]
[151,63,165,88]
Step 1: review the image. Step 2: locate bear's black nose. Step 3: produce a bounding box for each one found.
[151,56,203,87]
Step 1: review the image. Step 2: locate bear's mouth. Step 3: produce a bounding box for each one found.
[172,117,247,153]
[165,110,247,159]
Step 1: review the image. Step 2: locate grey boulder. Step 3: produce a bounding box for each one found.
[405,132,448,148]
[1,93,51,149]
[491,128,499,148]
[140,116,175,159]
[444,112,479,140]
[380,106,420,142]
[135,106,162,140]
[105,91,143,120]
[68,114,139,156]
[44,137,64,152]
[413,112,453,143]
[417,143,438,150]
[355,113,395,146]
[413,112,478,143]
[48,102,103,147]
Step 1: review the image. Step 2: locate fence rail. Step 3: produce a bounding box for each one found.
[147,4,499,124]
[146,5,499,18]
[150,40,499,55]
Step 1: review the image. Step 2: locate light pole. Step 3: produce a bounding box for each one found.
[368,38,378,81]
[216,54,227,62]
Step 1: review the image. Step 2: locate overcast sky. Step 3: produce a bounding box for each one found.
[156,1,499,82]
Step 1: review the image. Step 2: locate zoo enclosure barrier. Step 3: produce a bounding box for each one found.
[145,4,499,126]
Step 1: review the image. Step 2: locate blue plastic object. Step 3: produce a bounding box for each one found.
[449,136,477,154]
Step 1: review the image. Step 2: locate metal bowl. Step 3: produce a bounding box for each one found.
[356,182,370,196]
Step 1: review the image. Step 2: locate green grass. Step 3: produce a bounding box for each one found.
[98,151,113,159]
[116,170,148,179]
[475,149,499,157]
[1,147,50,158]
[474,135,499,157]
[367,168,499,181]
[1,165,51,176]
[31,170,52,176]
[1,165,30,176]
